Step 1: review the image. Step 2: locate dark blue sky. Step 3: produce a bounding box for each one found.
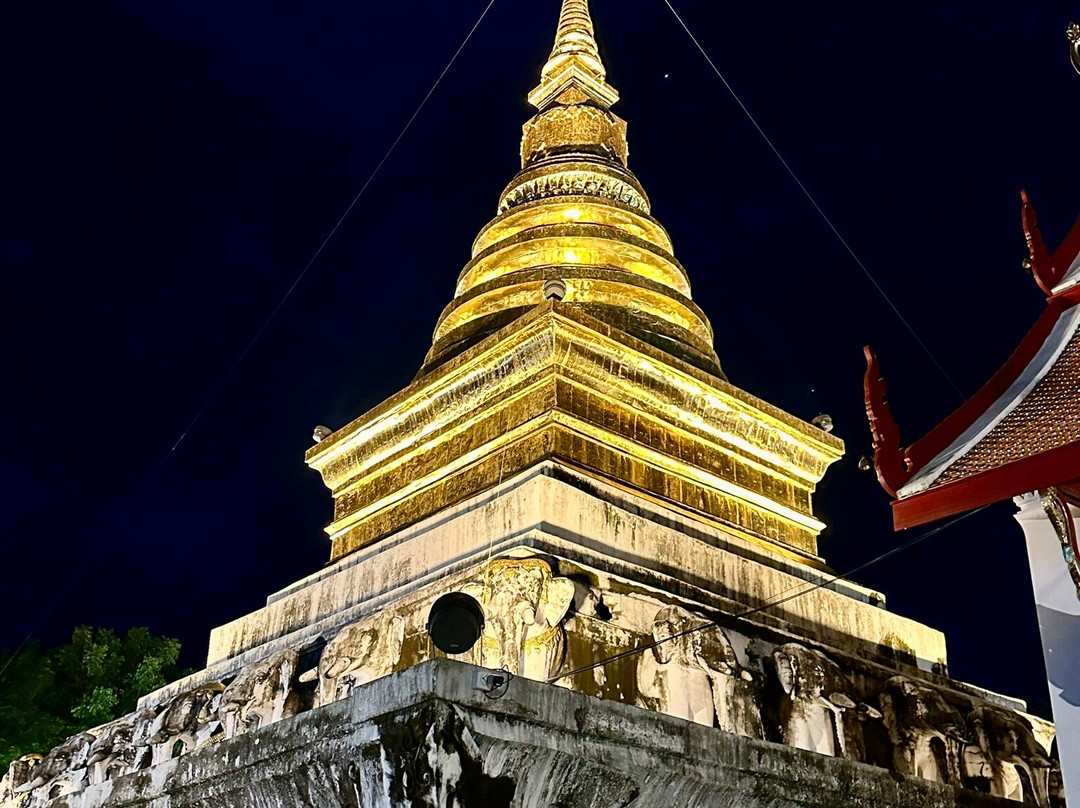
[2,0,1076,718]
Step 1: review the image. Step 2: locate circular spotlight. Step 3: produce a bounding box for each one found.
[427,592,485,654]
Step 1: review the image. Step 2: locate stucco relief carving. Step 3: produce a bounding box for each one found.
[0,585,1066,807]
[461,558,575,680]
[772,643,855,757]
[636,605,763,738]
[221,649,300,739]
[316,613,406,707]
[1041,487,1080,601]
[1049,751,1066,808]
[499,171,648,214]
[879,676,966,785]
[85,709,155,785]
[15,732,94,800]
[963,704,1052,805]
[0,756,40,804]
[841,701,887,765]
[147,682,224,765]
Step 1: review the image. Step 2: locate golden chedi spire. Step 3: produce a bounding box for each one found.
[529,0,617,110]
[306,0,843,565]
[423,0,722,378]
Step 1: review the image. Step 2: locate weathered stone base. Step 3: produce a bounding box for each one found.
[201,464,945,680]
[58,660,1018,808]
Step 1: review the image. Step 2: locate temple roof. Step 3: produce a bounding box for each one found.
[865,193,1080,529]
[926,315,1080,488]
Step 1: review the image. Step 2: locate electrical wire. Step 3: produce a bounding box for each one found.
[0,0,498,687]
[547,505,988,684]
[164,0,499,464]
[661,0,964,400]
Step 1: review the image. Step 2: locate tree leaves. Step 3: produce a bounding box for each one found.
[0,627,187,771]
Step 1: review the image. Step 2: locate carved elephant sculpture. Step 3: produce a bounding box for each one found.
[637,604,763,738]
[316,613,406,707]
[147,682,225,765]
[772,643,856,758]
[221,649,300,738]
[461,557,575,681]
[963,703,1051,805]
[16,732,95,800]
[879,676,967,785]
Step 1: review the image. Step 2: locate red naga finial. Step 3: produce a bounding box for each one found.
[1021,189,1061,295]
[863,346,912,497]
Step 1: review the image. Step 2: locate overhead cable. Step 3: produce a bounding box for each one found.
[661,0,965,400]
[0,0,498,687]
[547,505,987,684]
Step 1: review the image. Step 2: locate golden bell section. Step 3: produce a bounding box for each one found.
[457,225,689,297]
[497,157,648,213]
[472,197,670,254]
[425,159,723,376]
[308,304,844,563]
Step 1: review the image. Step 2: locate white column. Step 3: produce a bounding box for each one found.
[1014,492,1080,805]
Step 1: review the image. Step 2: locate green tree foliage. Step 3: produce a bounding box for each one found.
[0,627,185,772]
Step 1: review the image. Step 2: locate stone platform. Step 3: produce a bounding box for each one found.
[54,660,1023,808]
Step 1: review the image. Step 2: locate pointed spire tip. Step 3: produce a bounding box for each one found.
[529,0,618,111]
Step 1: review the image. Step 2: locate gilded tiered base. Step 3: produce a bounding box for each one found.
[307,303,843,562]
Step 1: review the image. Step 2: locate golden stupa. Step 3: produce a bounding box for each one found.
[306,0,843,565]
[15,7,1059,807]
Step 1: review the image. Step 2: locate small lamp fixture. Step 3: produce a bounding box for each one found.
[426,592,485,654]
[812,413,834,433]
[312,425,332,443]
[543,278,567,301]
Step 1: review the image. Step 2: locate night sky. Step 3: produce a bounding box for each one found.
[2,0,1076,719]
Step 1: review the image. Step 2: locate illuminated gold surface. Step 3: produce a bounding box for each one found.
[426,0,721,376]
[307,0,843,570]
[528,0,619,111]
[456,225,689,296]
[472,197,672,254]
[498,160,648,214]
[522,105,629,166]
[308,305,843,562]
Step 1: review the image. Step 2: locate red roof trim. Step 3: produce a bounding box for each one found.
[863,346,911,496]
[1022,190,1080,296]
[903,292,1079,478]
[892,441,1080,529]
[1023,190,1058,295]
[1051,214,1080,293]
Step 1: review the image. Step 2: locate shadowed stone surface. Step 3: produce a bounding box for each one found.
[40,661,1024,808]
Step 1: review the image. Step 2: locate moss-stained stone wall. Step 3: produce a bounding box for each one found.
[47,660,1023,808]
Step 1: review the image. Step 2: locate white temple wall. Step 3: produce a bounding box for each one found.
[1015,493,1079,806]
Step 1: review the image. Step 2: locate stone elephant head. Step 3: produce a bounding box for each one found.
[460,557,575,680]
[316,613,406,707]
[147,682,225,763]
[16,732,95,798]
[772,643,855,757]
[221,648,300,738]
[965,703,1051,805]
[879,675,967,785]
